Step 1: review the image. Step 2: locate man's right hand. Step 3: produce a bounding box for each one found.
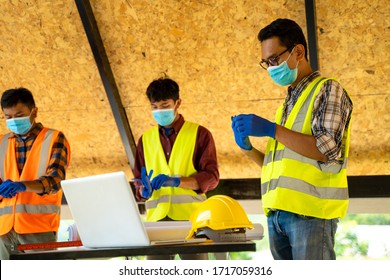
[0,179,26,198]
[133,167,153,199]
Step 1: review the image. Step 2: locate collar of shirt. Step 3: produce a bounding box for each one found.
[158,114,184,137]
[287,70,321,95]
[282,71,321,125]
[10,123,44,141]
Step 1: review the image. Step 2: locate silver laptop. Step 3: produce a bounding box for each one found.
[61,171,203,248]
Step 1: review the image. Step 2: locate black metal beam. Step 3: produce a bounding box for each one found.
[126,175,390,214]
[305,0,319,71]
[347,176,390,198]
[206,175,390,199]
[74,0,137,169]
[63,175,390,205]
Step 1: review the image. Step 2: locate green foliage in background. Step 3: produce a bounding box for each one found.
[342,214,390,225]
[335,229,369,258]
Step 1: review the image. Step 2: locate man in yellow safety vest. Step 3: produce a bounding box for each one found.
[232,18,353,260]
[134,77,219,260]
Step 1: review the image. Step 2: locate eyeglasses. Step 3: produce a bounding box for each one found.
[259,46,295,70]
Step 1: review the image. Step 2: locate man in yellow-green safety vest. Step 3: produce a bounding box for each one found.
[133,77,219,260]
[231,18,353,260]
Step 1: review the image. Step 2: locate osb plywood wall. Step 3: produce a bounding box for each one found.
[0,0,388,180]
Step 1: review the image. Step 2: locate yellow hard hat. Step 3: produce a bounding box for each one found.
[186,195,254,239]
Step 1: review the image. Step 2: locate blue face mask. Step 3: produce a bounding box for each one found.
[6,115,32,135]
[152,109,176,127]
[267,48,298,86]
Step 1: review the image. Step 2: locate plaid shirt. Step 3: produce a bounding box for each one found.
[3,123,70,194]
[283,71,353,164]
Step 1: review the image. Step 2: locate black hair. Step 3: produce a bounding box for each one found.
[1,87,36,110]
[146,77,179,102]
[258,18,308,60]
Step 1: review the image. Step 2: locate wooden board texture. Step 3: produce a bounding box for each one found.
[0,0,388,180]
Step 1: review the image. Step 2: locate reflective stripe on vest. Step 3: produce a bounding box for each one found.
[261,77,352,219]
[145,193,207,208]
[15,204,60,214]
[0,205,13,215]
[0,128,65,234]
[143,121,206,221]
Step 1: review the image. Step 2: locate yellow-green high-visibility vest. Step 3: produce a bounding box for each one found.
[143,121,206,221]
[261,77,352,219]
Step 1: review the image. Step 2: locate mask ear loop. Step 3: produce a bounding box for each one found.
[287,47,300,71]
[295,59,299,70]
[285,46,296,63]
[173,100,180,119]
[28,108,37,127]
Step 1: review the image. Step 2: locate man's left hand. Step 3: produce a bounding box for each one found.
[0,180,26,198]
[151,175,180,190]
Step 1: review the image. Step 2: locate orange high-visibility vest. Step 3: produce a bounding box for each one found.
[0,128,70,234]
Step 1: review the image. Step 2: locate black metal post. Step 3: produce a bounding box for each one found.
[305,0,319,71]
[74,0,136,169]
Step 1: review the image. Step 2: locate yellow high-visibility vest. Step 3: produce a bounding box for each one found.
[261,77,352,219]
[0,128,71,234]
[143,121,206,221]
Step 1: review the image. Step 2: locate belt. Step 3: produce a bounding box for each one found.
[269,209,315,219]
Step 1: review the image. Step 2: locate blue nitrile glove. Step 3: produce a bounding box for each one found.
[133,167,153,198]
[0,180,26,198]
[234,114,276,138]
[151,174,180,190]
[231,116,252,150]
